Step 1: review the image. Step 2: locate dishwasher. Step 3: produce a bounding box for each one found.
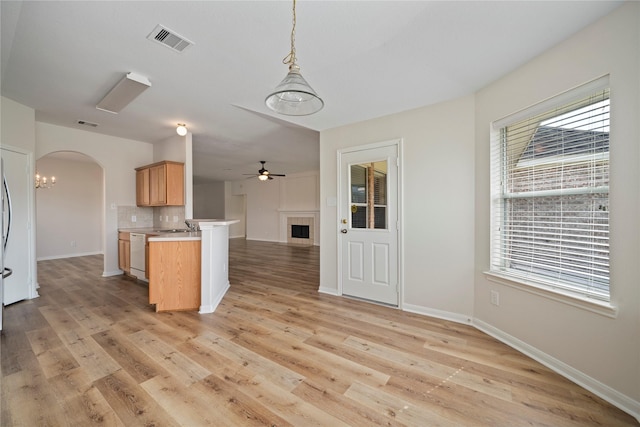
[130,233,147,281]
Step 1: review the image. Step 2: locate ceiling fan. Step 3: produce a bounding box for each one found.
[244,161,286,181]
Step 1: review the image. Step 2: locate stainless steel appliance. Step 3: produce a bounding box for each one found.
[1,159,14,331]
[130,233,146,281]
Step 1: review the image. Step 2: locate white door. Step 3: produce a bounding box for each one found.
[339,142,399,306]
[2,148,35,305]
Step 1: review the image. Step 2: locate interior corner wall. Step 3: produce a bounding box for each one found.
[35,122,154,276]
[474,2,640,412]
[319,95,476,320]
[194,181,225,219]
[225,181,246,239]
[36,156,102,260]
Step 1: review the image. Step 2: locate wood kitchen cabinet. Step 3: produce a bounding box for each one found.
[135,161,184,207]
[118,232,130,274]
[148,240,201,312]
[136,168,150,206]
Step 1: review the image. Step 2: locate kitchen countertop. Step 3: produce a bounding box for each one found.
[119,220,237,242]
[118,227,201,242]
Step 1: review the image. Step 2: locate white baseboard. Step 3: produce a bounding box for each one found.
[402,303,473,325]
[200,282,230,314]
[473,318,640,423]
[318,286,339,296]
[102,270,123,277]
[37,251,103,261]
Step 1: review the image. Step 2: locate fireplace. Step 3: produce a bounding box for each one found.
[286,216,315,245]
[291,224,310,239]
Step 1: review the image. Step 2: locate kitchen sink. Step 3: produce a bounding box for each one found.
[153,229,191,233]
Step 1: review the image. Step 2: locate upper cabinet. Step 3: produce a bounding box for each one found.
[135,161,184,206]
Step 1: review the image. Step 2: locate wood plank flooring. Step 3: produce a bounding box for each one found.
[2,239,638,426]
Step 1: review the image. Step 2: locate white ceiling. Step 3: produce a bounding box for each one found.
[1,1,622,182]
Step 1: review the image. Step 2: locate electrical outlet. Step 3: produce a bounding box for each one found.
[490,290,500,306]
[165,215,169,222]
[173,215,178,222]
[70,241,77,247]
[131,215,136,222]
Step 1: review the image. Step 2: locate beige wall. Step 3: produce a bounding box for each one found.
[320,95,476,319]
[474,2,640,412]
[36,155,103,260]
[35,122,153,276]
[194,181,225,219]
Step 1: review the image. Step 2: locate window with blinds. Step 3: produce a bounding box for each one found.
[490,86,610,301]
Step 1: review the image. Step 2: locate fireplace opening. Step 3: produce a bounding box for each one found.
[291,225,310,239]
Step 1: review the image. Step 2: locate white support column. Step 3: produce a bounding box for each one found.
[198,219,239,314]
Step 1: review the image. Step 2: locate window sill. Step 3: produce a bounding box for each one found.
[483,271,618,318]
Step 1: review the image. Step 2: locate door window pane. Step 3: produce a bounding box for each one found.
[350,161,387,229]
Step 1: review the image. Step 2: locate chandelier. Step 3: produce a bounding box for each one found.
[265,0,323,116]
[35,172,56,189]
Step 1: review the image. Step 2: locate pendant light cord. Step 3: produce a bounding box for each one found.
[282,0,297,68]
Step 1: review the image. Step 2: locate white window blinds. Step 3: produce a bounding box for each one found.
[490,86,610,301]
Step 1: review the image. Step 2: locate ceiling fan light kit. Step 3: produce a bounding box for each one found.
[265,0,323,116]
[244,161,286,181]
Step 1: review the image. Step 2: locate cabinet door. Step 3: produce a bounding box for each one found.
[165,163,185,205]
[118,239,130,272]
[136,168,150,206]
[149,164,166,205]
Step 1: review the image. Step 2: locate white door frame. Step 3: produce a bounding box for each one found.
[336,139,403,307]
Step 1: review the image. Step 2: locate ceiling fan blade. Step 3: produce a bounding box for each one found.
[269,174,286,176]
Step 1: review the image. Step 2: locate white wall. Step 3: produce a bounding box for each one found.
[35,122,153,276]
[36,155,102,260]
[227,171,319,242]
[1,96,38,302]
[474,2,640,414]
[225,181,245,238]
[320,95,476,320]
[194,181,225,219]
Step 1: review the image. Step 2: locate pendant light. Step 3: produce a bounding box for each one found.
[265,0,323,116]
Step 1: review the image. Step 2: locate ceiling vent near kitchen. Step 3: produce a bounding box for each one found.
[147,25,193,53]
[77,120,98,127]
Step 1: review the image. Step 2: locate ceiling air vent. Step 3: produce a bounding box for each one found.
[77,120,98,127]
[147,25,193,53]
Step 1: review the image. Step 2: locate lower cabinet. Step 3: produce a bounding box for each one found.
[118,232,130,274]
[148,240,201,312]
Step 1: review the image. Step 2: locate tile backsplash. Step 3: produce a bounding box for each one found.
[118,205,186,229]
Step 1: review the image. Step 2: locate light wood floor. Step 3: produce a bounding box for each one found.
[2,239,637,426]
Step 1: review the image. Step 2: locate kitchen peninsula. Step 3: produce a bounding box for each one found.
[122,219,238,313]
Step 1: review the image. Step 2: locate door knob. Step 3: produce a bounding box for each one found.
[340,229,348,234]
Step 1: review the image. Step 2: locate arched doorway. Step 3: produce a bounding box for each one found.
[35,151,104,262]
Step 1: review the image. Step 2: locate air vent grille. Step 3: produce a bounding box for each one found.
[77,120,98,127]
[147,25,193,53]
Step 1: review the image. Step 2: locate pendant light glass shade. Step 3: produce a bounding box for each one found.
[266,65,323,116]
[265,0,323,116]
